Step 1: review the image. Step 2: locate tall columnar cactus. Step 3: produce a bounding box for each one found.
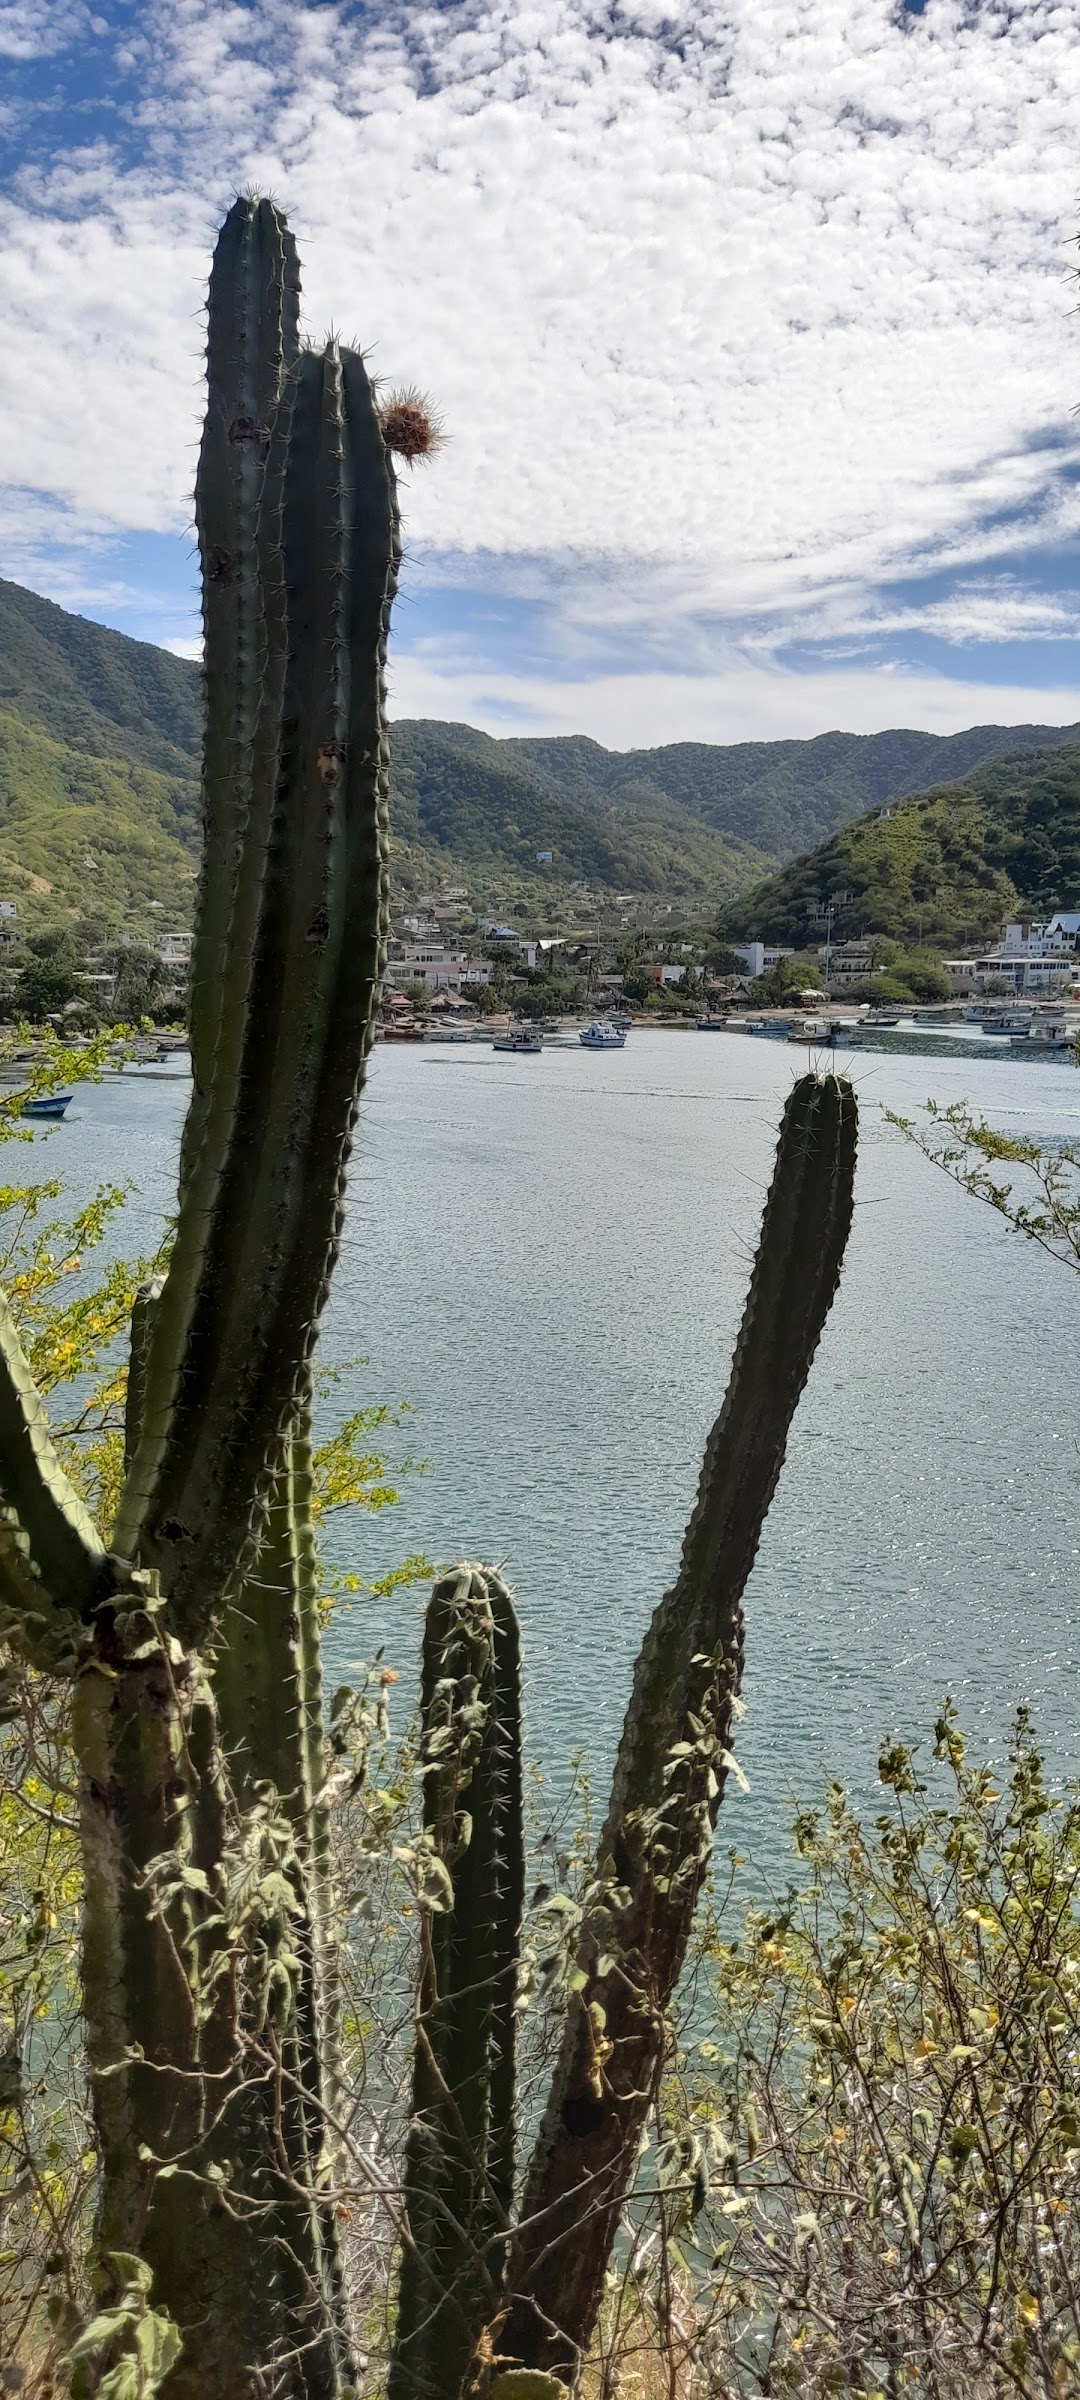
[0,197,399,2398]
[392,1072,857,2399]
[0,196,858,2400]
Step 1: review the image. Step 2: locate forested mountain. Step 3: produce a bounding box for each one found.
[717,745,1080,952]
[493,720,1080,855]
[1,575,1079,931]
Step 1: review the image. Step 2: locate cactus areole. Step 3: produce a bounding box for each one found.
[0,199,859,2400]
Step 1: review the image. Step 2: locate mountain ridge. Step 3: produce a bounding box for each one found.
[2,577,1080,929]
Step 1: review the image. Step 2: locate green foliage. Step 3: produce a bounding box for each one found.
[888,1100,1080,1275]
[747,955,820,1005]
[62,2252,182,2398]
[104,946,168,1025]
[13,931,84,1022]
[720,743,1080,951]
[647,1707,1080,2396]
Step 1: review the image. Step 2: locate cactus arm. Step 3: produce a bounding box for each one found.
[115,344,399,1643]
[502,1073,858,2374]
[391,1567,524,2400]
[0,1284,105,1632]
[185,194,300,1178]
[116,209,298,1561]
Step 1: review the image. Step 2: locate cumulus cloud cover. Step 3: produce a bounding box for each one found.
[2,0,1080,740]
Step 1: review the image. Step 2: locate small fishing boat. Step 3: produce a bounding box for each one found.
[492,1027,543,1055]
[21,1093,73,1120]
[578,1022,626,1049]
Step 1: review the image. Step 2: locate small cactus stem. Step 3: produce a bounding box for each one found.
[390,1566,524,2400]
[0,1284,105,1652]
[502,1074,858,2375]
[124,1276,164,1471]
[115,343,399,1644]
[184,193,300,1187]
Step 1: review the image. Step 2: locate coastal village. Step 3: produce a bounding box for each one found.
[2,886,1079,1061]
[369,889,1080,1053]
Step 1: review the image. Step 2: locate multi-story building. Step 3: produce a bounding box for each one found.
[945,914,1080,998]
[386,944,490,992]
[731,942,795,978]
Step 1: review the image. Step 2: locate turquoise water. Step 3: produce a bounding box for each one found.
[43,1030,1080,1879]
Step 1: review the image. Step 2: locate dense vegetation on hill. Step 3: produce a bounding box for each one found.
[497,718,1080,855]
[388,720,767,897]
[0,708,198,931]
[0,577,200,772]
[718,745,1080,951]
[2,576,1080,932]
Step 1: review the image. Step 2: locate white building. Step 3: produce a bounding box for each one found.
[946,915,1080,998]
[731,942,795,978]
[386,945,490,992]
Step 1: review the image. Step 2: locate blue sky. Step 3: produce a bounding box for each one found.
[3,0,1080,745]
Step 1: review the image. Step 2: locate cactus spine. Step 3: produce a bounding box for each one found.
[392,1073,857,2393]
[0,197,398,2396]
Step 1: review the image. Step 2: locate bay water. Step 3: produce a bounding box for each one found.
[47,1028,1080,1886]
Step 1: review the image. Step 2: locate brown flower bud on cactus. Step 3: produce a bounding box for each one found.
[379,385,445,462]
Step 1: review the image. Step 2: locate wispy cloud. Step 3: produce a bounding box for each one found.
[1,1,1080,735]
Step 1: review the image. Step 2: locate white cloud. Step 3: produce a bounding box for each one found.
[386,650,1080,748]
[0,1,91,61]
[2,0,1080,724]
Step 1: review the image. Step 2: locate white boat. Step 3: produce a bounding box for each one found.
[578,1022,627,1049]
[788,1018,856,1047]
[492,1027,543,1055]
[979,1007,1034,1033]
[1010,1017,1079,1052]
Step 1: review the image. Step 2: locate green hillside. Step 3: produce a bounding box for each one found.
[3,575,1080,927]
[0,708,199,934]
[0,578,200,773]
[496,721,1080,856]
[388,721,767,899]
[718,745,1080,952]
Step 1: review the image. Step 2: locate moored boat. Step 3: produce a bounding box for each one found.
[579,1022,626,1049]
[492,1027,543,1054]
[21,1093,73,1120]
